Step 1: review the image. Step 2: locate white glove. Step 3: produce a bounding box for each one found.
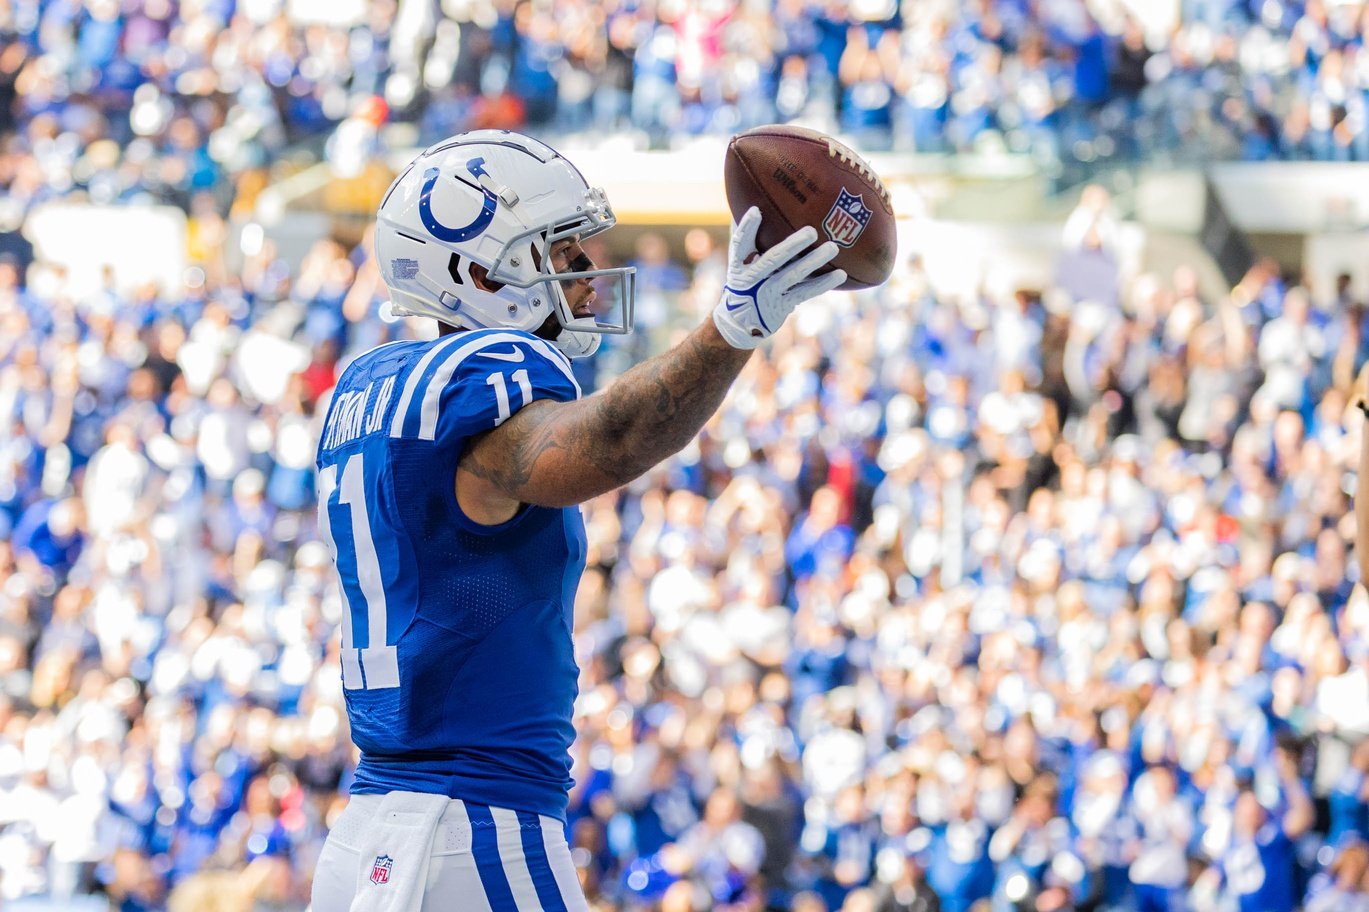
[712,206,847,350]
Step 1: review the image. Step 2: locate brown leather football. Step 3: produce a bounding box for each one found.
[723,124,896,290]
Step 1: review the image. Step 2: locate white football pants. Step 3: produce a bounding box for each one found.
[311,794,590,912]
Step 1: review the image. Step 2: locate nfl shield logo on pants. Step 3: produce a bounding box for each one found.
[370,854,393,885]
[823,187,873,248]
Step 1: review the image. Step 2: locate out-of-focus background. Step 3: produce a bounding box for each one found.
[4,1,1369,911]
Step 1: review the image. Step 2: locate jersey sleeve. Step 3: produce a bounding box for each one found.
[416,331,582,449]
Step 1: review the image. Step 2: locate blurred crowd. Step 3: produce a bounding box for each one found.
[555,209,1369,912]
[5,1,1369,912]
[13,0,1369,221]
[415,0,1369,164]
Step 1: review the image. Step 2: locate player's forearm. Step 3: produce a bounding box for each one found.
[587,320,752,473]
[463,320,751,506]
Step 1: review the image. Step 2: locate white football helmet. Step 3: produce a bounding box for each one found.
[374,130,636,358]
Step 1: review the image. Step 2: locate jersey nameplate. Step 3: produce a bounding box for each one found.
[323,375,398,451]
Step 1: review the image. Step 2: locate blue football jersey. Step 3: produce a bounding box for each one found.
[314,328,587,820]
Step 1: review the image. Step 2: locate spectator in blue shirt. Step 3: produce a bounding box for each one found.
[924,790,995,912]
[1207,788,1297,912]
[12,496,85,581]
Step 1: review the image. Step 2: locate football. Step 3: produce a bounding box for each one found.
[723,124,897,290]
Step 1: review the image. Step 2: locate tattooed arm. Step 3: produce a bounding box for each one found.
[457,210,844,522]
[458,320,751,519]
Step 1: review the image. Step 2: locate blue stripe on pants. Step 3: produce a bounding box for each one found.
[467,803,518,910]
[517,811,568,912]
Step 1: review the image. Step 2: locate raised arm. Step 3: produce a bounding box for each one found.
[462,319,749,508]
[458,211,844,518]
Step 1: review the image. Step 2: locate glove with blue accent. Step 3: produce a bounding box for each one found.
[712,206,847,350]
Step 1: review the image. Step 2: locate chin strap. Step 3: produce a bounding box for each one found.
[553,329,600,359]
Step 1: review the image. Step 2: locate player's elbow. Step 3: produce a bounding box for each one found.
[520,477,624,509]
[523,488,599,510]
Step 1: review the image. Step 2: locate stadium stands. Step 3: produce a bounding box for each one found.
[4,1,1369,911]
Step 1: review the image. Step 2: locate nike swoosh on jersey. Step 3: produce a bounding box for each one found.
[478,347,526,362]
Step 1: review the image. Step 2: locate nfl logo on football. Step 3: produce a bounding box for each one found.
[823,188,873,248]
[370,854,393,886]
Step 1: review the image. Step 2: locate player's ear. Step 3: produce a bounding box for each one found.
[468,262,506,293]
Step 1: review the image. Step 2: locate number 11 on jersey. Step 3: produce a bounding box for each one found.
[317,453,400,690]
[486,369,532,425]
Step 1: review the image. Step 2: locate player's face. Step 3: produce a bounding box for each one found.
[548,236,596,318]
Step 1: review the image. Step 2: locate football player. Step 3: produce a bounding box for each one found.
[310,130,844,911]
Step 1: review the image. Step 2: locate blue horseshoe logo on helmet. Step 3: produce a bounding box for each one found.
[418,157,497,243]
